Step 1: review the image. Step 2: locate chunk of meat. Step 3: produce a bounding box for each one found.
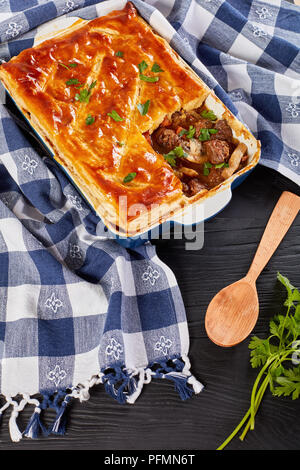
[171,109,201,129]
[152,127,180,152]
[203,139,230,165]
[193,119,212,138]
[188,178,207,197]
[211,120,233,142]
[200,167,224,189]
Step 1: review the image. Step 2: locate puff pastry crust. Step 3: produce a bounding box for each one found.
[0,2,259,236]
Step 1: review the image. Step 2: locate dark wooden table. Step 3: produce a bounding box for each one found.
[0,163,299,450]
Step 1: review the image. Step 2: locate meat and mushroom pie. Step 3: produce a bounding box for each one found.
[0,2,260,236]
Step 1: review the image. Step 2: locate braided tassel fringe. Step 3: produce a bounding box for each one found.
[0,355,202,442]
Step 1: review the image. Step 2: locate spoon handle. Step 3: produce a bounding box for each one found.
[246,191,300,284]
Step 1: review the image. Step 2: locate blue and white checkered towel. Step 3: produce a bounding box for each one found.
[0,0,299,443]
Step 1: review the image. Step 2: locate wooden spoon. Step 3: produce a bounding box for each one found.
[205,191,300,347]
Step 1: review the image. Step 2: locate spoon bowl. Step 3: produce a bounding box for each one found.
[205,278,259,347]
[204,191,300,347]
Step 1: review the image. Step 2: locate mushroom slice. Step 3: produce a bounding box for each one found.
[180,167,199,177]
[222,143,248,179]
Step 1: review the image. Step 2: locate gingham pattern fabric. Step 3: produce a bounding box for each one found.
[0,0,206,442]
[0,0,299,442]
[0,0,299,184]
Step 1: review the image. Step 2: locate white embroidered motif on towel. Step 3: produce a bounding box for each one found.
[48,365,67,387]
[105,338,123,361]
[45,293,63,313]
[155,336,173,356]
[255,7,272,20]
[69,244,82,259]
[21,155,38,175]
[142,266,160,286]
[5,22,22,39]
[67,194,83,210]
[286,103,300,118]
[287,153,299,167]
[63,1,78,14]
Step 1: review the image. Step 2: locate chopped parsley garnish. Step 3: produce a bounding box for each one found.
[107,110,124,122]
[66,78,81,86]
[138,60,148,74]
[198,128,218,141]
[123,172,136,183]
[117,141,125,147]
[58,62,78,70]
[203,161,212,176]
[89,80,97,90]
[115,51,124,57]
[137,99,150,116]
[85,114,95,125]
[201,109,217,121]
[186,126,196,139]
[138,60,159,83]
[75,89,90,103]
[151,63,164,73]
[163,146,187,167]
[75,80,97,104]
[180,125,196,139]
[215,162,229,169]
[139,75,159,83]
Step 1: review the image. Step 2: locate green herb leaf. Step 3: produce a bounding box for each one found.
[74,81,97,103]
[163,146,187,167]
[138,60,148,74]
[186,125,196,139]
[66,78,81,86]
[199,128,211,142]
[123,172,137,183]
[274,366,300,400]
[85,114,95,125]
[115,51,124,57]
[137,100,151,116]
[214,162,229,169]
[203,161,213,176]
[139,74,159,83]
[89,80,97,90]
[58,62,78,70]
[218,272,300,450]
[198,127,218,141]
[178,125,196,139]
[107,110,124,122]
[201,109,217,121]
[117,141,125,147]
[151,63,164,73]
[75,88,90,103]
[163,153,177,168]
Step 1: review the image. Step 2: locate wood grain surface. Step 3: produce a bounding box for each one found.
[0,163,299,450]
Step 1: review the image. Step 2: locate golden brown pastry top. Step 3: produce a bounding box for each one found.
[0,2,210,219]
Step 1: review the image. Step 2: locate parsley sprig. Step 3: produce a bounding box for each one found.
[137,99,150,116]
[201,109,217,121]
[199,128,218,141]
[138,60,160,83]
[58,62,78,70]
[75,80,97,104]
[218,272,300,450]
[163,146,187,168]
[179,125,196,139]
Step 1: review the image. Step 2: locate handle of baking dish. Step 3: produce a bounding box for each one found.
[170,187,233,226]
